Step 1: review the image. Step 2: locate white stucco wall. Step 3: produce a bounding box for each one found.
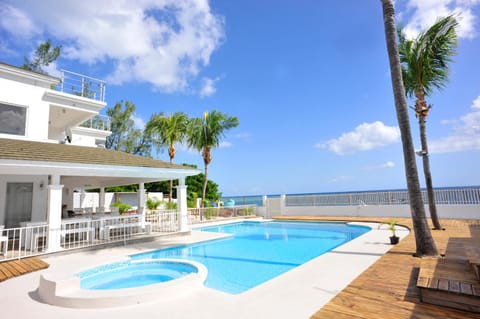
[262,198,480,219]
[0,77,51,141]
[0,174,48,226]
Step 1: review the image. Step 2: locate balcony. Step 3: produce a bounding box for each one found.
[54,70,106,102]
[80,114,111,131]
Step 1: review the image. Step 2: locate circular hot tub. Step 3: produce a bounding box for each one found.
[38,259,207,308]
[79,260,198,290]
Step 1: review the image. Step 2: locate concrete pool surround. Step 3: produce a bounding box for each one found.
[38,259,208,308]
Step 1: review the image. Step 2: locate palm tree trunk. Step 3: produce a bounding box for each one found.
[169,158,173,203]
[381,0,438,257]
[419,116,442,229]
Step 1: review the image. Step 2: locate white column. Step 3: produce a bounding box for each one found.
[47,175,63,252]
[262,195,268,218]
[99,187,106,212]
[176,178,189,232]
[280,194,286,216]
[138,183,146,227]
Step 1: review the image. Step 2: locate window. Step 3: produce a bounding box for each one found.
[0,103,27,135]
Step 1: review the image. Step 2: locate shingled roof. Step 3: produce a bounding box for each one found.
[0,138,189,170]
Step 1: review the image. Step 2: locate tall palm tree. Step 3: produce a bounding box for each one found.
[187,111,239,210]
[148,112,189,201]
[381,0,438,257]
[398,15,458,230]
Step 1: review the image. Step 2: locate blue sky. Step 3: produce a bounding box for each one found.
[1,0,479,196]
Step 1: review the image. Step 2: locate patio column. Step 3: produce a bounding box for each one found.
[138,183,146,228]
[99,187,106,212]
[280,194,286,216]
[176,178,189,232]
[47,175,63,252]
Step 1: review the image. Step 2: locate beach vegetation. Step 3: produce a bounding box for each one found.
[187,111,239,212]
[147,112,189,202]
[398,15,458,230]
[380,0,439,257]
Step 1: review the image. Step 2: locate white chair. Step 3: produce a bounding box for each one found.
[0,225,8,256]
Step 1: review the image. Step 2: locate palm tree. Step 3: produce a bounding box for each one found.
[398,15,458,230]
[381,0,438,257]
[187,111,239,210]
[148,112,189,201]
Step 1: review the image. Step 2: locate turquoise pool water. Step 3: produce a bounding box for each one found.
[131,221,370,294]
[79,260,198,290]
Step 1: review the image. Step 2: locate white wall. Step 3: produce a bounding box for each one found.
[0,77,50,141]
[263,198,480,219]
[0,174,48,225]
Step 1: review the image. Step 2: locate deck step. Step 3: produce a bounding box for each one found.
[417,258,480,313]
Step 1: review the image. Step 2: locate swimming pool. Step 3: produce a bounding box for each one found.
[131,221,370,294]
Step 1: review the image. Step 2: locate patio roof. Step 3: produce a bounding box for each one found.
[0,138,200,188]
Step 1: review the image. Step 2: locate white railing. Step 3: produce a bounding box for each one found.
[146,210,179,232]
[285,187,480,207]
[0,224,49,260]
[188,205,257,223]
[80,114,111,131]
[56,69,106,102]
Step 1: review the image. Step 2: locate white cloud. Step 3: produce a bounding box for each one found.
[1,0,225,93]
[132,114,146,130]
[199,76,219,97]
[0,4,38,38]
[219,141,232,148]
[401,0,480,39]
[235,132,252,139]
[364,161,396,170]
[316,121,400,155]
[430,95,480,153]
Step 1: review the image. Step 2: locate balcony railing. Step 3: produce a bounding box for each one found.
[55,69,106,102]
[80,114,111,131]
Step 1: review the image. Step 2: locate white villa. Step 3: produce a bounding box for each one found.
[0,62,199,259]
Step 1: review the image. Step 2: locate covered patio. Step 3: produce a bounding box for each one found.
[0,138,200,260]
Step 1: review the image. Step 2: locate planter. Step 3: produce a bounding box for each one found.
[390,236,399,245]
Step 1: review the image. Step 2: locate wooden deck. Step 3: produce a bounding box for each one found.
[0,257,49,282]
[274,216,480,319]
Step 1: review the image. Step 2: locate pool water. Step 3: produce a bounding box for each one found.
[131,221,370,294]
[79,260,198,290]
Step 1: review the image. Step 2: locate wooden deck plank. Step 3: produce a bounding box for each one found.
[273,216,480,319]
[0,257,49,282]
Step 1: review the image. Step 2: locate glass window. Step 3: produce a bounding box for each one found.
[0,103,26,135]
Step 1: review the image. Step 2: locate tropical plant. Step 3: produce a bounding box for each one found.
[105,100,153,156]
[398,15,458,230]
[380,0,438,257]
[147,112,189,201]
[22,39,61,74]
[110,201,132,214]
[146,197,162,210]
[187,111,239,212]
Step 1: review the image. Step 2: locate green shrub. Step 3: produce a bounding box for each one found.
[111,201,132,214]
[146,197,161,210]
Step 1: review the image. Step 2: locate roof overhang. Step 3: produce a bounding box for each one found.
[0,159,200,189]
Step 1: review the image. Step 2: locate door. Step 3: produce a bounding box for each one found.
[5,183,33,228]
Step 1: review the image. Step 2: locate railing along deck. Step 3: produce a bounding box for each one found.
[55,69,106,102]
[0,205,257,262]
[285,187,480,206]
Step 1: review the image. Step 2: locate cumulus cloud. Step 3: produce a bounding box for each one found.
[0,4,38,38]
[316,121,400,155]
[132,114,146,130]
[199,77,220,97]
[219,141,232,148]
[0,0,224,93]
[363,161,396,170]
[429,95,480,153]
[400,0,480,39]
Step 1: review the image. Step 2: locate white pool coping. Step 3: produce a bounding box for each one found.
[0,219,409,319]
